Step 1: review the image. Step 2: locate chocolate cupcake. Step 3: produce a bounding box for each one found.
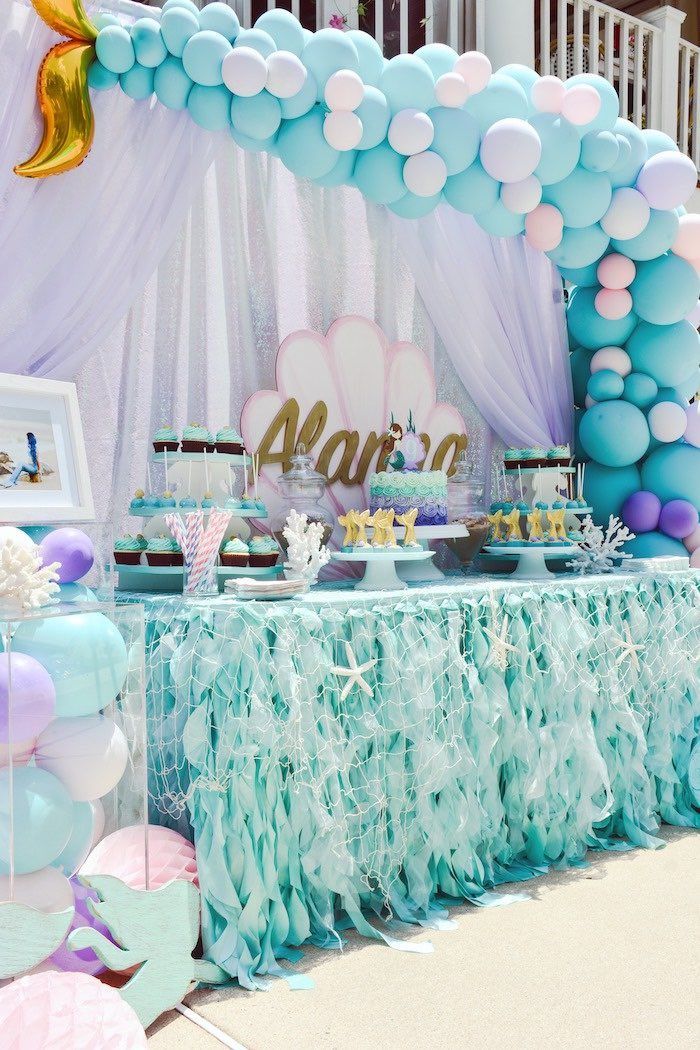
[220,537,249,567]
[180,423,212,453]
[145,535,176,566]
[114,534,145,566]
[215,426,244,454]
[248,535,280,567]
[152,426,179,453]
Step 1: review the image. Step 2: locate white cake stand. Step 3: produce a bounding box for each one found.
[331,549,435,591]
[390,523,470,582]
[483,544,579,580]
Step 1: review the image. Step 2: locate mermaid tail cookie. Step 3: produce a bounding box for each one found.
[502,507,523,542]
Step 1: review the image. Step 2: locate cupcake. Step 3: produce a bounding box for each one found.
[114,534,145,566]
[179,495,198,509]
[146,535,176,566]
[170,540,183,567]
[215,426,244,455]
[159,491,176,509]
[201,492,216,509]
[152,425,179,453]
[181,423,212,453]
[248,535,279,567]
[220,537,249,567]
[130,488,146,512]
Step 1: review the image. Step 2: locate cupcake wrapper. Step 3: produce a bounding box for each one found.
[221,554,249,567]
[215,442,244,454]
[249,554,278,567]
[180,441,207,452]
[153,441,179,453]
[114,552,142,565]
[146,553,175,566]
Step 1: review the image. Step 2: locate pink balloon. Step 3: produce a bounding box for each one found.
[673,214,700,263]
[684,523,700,553]
[691,547,700,569]
[597,254,636,289]
[525,203,564,251]
[636,151,697,210]
[595,287,633,320]
[454,51,491,94]
[685,404,700,447]
[561,84,601,125]
[80,824,198,891]
[531,75,566,114]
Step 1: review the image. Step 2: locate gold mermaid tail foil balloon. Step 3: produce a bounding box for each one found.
[14,0,97,179]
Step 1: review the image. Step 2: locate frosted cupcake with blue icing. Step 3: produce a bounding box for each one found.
[145,535,176,566]
[220,537,248,567]
[114,534,146,565]
[181,423,213,453]
[248,535,279,567]
[215,426,244,454]
[153,425,179,453]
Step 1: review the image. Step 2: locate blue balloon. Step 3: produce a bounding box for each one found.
[57,583,98,604]
[579,400,649,466]
[303,28,359,97]
[160,8,199,59]
[182,31,231,87]
[609,118,648,188]
[630,255,700,326]
[626,320,699,387]
[565,74,620,134]
[498,63,540,102]
[162,0,199,12]
[559,262,600,287]
[314,149,357,187]
[233,28,276,58]
[530,113,580,185]
[277,108,339,179]
[624,531,689,559]
[131,19,167,68]
[389,191,443,219]
[443,161,499,216]
[154,56,193,109]
[93,13,120,30]
[198,2,240,42]
[353,142,406,205]
[379,54,434,114]
[623,372,658,409]
[570,347,595,406]
[231,127,278,155]
[231,90,281,140]
[255,9,306,56]
[53,801,96,877]
[355,86,391,150]
[475,201,525,238]
[547,225,610,270]
[588,369,624,401]
[573,407,588,461]
[543,167,612,229]
[95,26,135,75]
[429,108,480,176]
[641,128,678,158]
[88,59,119,90]
[415,43,458,80]
[465,73,528,133]
[610,208,679,261]
[346,30,384,86]
[652,386,687,408]
[583,461,641,522]
[0,767,74,875]
[120,63,154,100]
[580,130,619,173]
[642,444,700,507]
[567,285,637,349]
[188,83,232,131]
[279,71,317,119]
[676,368,700,400]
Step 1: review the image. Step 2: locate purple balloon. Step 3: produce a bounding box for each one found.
[621,489,661,533]
[0,652,55,743]
[50,877,111,975]
[658,498,699,539]
[39,528,94,584]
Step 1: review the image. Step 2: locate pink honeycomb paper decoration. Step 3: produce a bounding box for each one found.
[80,825,198,890]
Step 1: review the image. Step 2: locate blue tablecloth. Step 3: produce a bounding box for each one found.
[118,569,700,987]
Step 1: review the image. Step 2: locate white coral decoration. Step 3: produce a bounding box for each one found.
[566,515,635,575]
[283,509,330,583]
[0,537,60,610]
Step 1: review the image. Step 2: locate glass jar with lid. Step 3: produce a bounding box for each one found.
[274,443,333,549]
[447,450,486,520]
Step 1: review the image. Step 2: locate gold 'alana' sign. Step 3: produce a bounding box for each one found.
[255,398,468,483]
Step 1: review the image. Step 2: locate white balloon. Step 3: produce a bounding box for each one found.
[0,527,36,555]
[222,46,268,97]
[434,72,469,108]
[324,69,364,111]
[480,118,542,184]
[648,401,688,443]
[35,716,128,802]
[0,867,73,913]
[90,797,105,850]
[323,110,363,151]
[266,50,306,99]
[531,75,566,113]
[601,187,650,240]
[454,51,491,93]
[561,84,601,125]
[501,175,542,214]
[590,346,632,377]
[636,151,697,210]
[403,151,447,197]
[388,109,434,156]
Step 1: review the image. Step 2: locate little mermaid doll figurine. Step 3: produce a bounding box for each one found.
[397,508,420,548]
[338,512,357,550]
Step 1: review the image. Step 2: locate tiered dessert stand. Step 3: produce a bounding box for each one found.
[482,543,580,580]
[392,522,470,582]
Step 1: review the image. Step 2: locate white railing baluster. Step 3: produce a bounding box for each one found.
[424,0,434,46]
[693,50,700,169]
[241,0,252,31]
[680,44,691,155]
[290,0,300,24]
[632,24,643,127]
[374,0,383,51]
[573,0,584,75]
[556,0,567,79]
[603,8,614,85]
[540,0,551,76]
[588,3,600,76]
[450,0,461,52]
[619,16,629,119]
[400,0,408,54]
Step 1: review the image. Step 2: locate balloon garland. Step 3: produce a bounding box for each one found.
[15,0,700,556]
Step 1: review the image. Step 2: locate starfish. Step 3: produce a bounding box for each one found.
[483,614,518,672]
[333,641,377,701]
[613,621,644,672]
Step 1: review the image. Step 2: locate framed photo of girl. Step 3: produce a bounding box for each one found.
[0,373,94,523]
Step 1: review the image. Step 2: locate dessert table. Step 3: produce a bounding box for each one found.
[116,567,700,988]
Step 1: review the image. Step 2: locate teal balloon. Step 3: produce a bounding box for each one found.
[573,407,588,461]
[182,31,231,87]
[130,18,167,68]
[277,108,339,179]
[231,90,281,140]
[160,8,199,59]
[346,31,384,86]
[188,83,232,131]
[623,372,658,409]
[389,191,443,219]
[559,262,600,286]
[255,9,305,56]
[120,63,154,100]
[627,320,699,387]
[88,60,119,90]
[95,26,135,75]
[233,29,276,58]
[499,63,540,98]
[579,400,649,466]
[279,71,317,119]
[641,129,678,158]
[641,444,700,506]
[379,54,434,114]
[162,0,199,12]
[567,285,637,349]
[93,13,119,30]
[542,167,612,229]
[530,113,580,185]
[231,127,278,155]
[154,56,193,109]
[588,369,624,401]
[53,801,95,877]
[653,386,687,407]
[475,201,525,238]
[570,347,595,407]
[443,160,499,216]
[676,368,700,400]
[353,142,406,205]
[415,43,458,80]
[630,255,700,326]
[624,531,688,558]
[198,2,240,43]
[57,583,97,604]
[314,149,357,187]
[610,208,679,261]
[303,28,359,97]
[582,461,641,522]
[21,525,53,543]
[0,768,73,875]
[565,74,619,134]
[428,108,480,176]
[12,612,128,719]
[465,73,528,133]
[609,118,648,188]
[355,86,391,150]
[547,225,610,269]
[580,130,619,172]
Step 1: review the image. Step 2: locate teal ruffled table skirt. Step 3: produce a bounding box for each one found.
[118,570,700,987]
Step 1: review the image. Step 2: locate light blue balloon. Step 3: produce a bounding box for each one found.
[677,368,700,400]
[182,30,231,87]
[443,160,499,216]
[567,285,637,349]
[53,801,95,877]
[162,0,199,12]
[231,127,278,155]
[530,113,580,185]
[12,612,128,718]
[389,191,443,219]
[653,386,687,407]
[346,30,384,86]
[642,444,700,507]
[623,372,658,409]
[95,26,135,75]
[154,56,193,109]
[120,63,154,100]
[130,18,167,68]
[255,9,305,56]
[57,583,97,604]
[580,130,619,173]
[559,262,600,286]
[570,347,595,406]
[499,62,539,103]
[547,225,610,271]
[88,59,119,90]
[641,128,678,158]
[428,107,480,176]
[160,8,199,59]
[233,28,276,58]
[565,74,619,134]
[465,73,528,133]
[355,86,391,150]
[475,201,525,238]
[188,83,232,131]
[583,461,641,522]
[198,2,240,42]
[0,767,73,875]
[627,320,699,387]
[588,369,624,401]
[354,142,406,205]
[231,90,281,140]
[542,167,612,229]
[579,400,649,466]
[630,254,700,326]
[279,72,317,119]
[314,149,357,187]
[303,28,359,98]
[415,43,458,80]
[608,118,648,188]
[625,531,689,558]
[93,13,119,30]
[610,208,679,261]
[277,107,339,179]
[573,407,588,461]
[379,54,434,114]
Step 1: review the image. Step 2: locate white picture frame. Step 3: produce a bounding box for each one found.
[0,373,94,523]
